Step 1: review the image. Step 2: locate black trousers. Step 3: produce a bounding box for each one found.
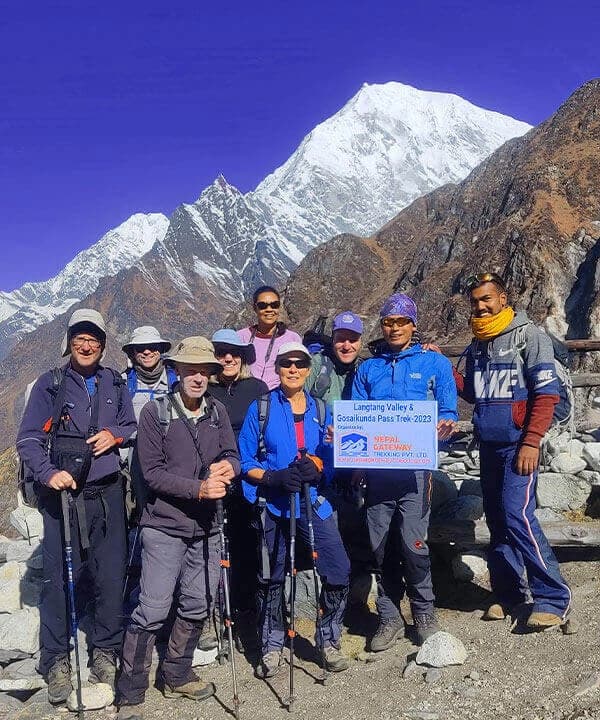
[38,478,127,674]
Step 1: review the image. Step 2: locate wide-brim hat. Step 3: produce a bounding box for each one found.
[275,341,311,363]
[211,328,256,365]
[166,336,222,373]
[122,326,171,354]
[61,309,107,357]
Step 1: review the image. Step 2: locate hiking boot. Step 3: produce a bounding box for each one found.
[256,651,283,679]
[526,611,563,630]
[117,705,144,720]
[413,613,440,645]
[88,648,118,689]
[482,603,508,621]
[197,620,218,652]
[370,616,404,652]
[321,645,350,673]
[161,674,215,701]
[46,655,73,705]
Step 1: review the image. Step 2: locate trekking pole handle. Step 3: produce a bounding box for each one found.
[61,491,71,545]
[216,498,225,527]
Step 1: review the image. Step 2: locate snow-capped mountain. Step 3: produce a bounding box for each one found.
[0,213,168,357]
[0,82,531,358]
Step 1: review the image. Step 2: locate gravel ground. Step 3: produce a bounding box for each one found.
[9,547,600,720]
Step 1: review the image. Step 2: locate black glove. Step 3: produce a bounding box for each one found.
[262,467,302,494]
[294,455,321,486]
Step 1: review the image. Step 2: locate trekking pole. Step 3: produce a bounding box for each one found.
[302,481,328,685]
[286,492,297,712]
[61,491,84,719]
[216,499,240,720]
[122,524,140,603]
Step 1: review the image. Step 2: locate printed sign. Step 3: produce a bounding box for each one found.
[333,400,438,470]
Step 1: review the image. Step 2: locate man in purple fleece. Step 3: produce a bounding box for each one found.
[17,309,137,704]
[116,337,240,720]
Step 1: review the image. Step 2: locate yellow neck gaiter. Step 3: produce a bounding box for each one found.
[470,306,515,341]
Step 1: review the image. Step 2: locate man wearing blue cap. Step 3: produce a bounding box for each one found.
[352,294,458,650]
[306,311,364,406]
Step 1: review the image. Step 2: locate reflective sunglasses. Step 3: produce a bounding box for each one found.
[71,336,102,350]
[464,272,506,293]
[278,357,310,369]
[255,300,281,310]
[381,317,412,329]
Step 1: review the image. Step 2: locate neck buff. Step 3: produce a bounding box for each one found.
[470,306,515,341]
[135,359,165,386]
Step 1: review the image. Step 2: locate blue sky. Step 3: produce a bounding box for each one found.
[1,0,598,291]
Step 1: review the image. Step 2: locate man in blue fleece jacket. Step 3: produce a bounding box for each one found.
[352,294,457,651]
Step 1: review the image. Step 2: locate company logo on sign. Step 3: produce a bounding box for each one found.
[340,433,368,457]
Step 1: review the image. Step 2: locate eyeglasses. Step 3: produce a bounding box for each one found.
[255,300,281,310]
[464,272,506,293]
[134,344,162,353]
[71,336,102,350]
[381,317,412,329]
[278,357,310,369]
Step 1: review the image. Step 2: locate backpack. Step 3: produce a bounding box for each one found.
[125,365,178,398]
[513,324,574,429]
[256,392,326,460]
[152,392,221,436]
[18,367,126,508]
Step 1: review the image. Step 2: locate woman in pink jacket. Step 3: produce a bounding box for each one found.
[238,286,302,390]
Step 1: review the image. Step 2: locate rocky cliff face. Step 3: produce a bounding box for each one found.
[284,80,600,352]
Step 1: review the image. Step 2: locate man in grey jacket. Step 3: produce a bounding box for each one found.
[116,337,240,720]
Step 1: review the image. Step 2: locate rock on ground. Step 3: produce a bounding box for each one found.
[416,631,468,668]
[550,453,587,474]
[451,553,488,583]
[67,683,114,711]
[582,443,600,472]
[0,608,40,656]
[536,473,591,510]
[9,507,43,541]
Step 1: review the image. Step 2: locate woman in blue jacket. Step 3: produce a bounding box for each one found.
[239,342,350,678]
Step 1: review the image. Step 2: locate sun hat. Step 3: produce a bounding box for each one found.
[165,336,222,373]
[122,326,171,354]
[332,311,363,335]
[275,341,311,362]
[61,309,106,357]
[211,328,256,365]
[379,293,417,325]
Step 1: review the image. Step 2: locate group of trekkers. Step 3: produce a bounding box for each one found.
[16,274,573,718]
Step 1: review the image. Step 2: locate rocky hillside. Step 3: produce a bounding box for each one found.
[283,79,600,350]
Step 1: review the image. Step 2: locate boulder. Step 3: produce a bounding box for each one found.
[0,657,38,679]
[458,479,483,497]
[534,507,564,522]
[9,506,43,541]
[0,675,46,691]
[579,470,600,485]
[67,683,114,711]
[583,443,600,472]
[415,631,467,667]
[451,553,488,583]
[550,454,587,474]
[0,608,40,656]
[430,471,458,513]
[442,462,467,474]
[433,495,484,522]
[4,541,41,565]
[545,432,571,458]
[536,473,591,511]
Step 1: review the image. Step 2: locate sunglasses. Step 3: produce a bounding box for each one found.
[213,345,242,358]
[278,357,310,369]
[255,300,281,310]
[134,344,162,353]
[464,272,506,293]
[381,317,412,329]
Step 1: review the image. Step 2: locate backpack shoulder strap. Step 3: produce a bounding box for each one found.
[314,396,326,429]
[126,367,137,397]
[49,367,68,432]
[166,366,178,390]
[153,394,172,434]
[207,396,221,427]
[257,392,271,461]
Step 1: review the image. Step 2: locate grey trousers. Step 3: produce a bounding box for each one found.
[118,527,220,705]
[365,470,434,620]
